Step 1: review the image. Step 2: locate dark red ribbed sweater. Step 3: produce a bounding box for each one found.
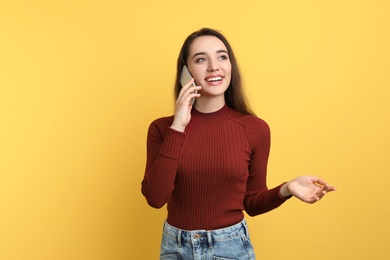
[142,105,289,230]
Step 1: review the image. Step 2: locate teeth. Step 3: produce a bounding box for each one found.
[206,77,222,82]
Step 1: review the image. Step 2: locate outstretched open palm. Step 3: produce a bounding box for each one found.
[287,176,336,203]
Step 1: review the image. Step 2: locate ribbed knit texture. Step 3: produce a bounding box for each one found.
[142,105,289,230]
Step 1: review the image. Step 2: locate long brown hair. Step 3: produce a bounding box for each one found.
[174,28,255,116]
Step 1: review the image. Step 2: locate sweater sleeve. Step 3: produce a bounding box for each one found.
[243,117,291,216]
[141,118,185,208]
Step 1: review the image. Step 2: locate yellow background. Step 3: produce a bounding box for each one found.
[1,0,389,259]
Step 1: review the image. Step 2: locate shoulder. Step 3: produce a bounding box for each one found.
[150,115,174,127]
[148,115,174,136]
[228,110,270,134]
[228,110,271,150]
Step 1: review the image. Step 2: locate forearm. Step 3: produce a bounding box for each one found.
[244,183,291,216]
[142,155,179,208]
[141,123,186,208]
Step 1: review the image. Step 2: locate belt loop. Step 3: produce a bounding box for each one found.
[207,231,213,249]
[177,229,182,248]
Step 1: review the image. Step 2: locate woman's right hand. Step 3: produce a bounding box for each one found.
[170,78,201,132]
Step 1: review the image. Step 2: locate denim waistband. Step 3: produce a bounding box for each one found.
[163,218,249,247]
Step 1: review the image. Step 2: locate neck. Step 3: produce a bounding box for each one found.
[194,96,225,113]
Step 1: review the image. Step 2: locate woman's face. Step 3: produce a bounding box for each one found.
[187,36,232,100]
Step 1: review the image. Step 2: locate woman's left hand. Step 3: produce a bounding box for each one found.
[281,176,337,203]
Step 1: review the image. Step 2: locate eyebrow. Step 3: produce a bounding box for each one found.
[192,49,228,59]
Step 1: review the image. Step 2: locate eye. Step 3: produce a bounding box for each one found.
[196,57,206,63]
[218,55,228,61]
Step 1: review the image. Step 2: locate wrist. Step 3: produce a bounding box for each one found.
[280,182,292,198]
[170,124,185,133]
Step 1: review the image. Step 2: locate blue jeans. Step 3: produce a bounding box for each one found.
[160,219,255,260]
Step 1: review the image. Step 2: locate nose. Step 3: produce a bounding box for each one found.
[207,59,219,72]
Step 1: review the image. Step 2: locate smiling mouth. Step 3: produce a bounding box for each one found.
[206,77,223,82]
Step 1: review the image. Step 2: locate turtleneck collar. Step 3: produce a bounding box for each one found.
[191,104,232,123]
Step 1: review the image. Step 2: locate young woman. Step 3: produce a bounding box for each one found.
[141,28,336,260]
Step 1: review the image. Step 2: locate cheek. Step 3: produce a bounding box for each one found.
[225,68,232,85]
[224,64,232,76]
[187,66,201,84]
[225,78,231,90]
[193,74,202,86]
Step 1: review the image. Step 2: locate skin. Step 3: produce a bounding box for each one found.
[170,36,336,202]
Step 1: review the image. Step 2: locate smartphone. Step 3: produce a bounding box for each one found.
[180,65,198,105]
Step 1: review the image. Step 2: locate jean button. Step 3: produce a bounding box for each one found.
[194,234,200,239]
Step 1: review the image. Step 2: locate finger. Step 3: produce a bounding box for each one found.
[317,191,327,200]
[312,177,334,191]
[317,186,337,200]
[186,86,201,103]
[308,197,320,204]
[177,85,199,102]
[183,78,195,89]
[189,92,201,106]
[179,84,201,101]
[311,177,327,186]
[314,185,326,198]
[178,90,201,108]
[322,184,337,192]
